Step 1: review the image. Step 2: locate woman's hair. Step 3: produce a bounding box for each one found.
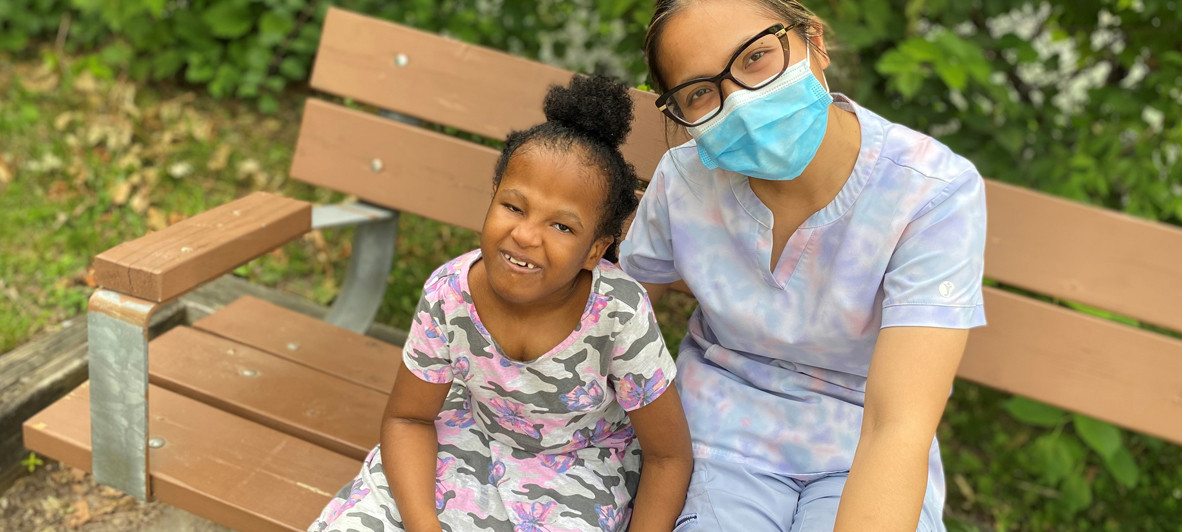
[644,0,828,94]
[492,74,639,263]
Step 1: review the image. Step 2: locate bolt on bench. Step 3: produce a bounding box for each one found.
[23,7,1182,531]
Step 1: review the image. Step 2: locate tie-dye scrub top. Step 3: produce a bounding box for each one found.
[314,250,676,532]
[618,95,987,479]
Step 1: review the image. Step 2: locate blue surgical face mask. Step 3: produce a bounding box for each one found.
[687,47,834,181]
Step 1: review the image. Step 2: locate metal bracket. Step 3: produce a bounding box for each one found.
[88,290,161,501]
[325,210,400,334]
[312,202,397,230]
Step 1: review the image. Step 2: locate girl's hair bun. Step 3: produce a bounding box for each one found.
[542,74,634,148]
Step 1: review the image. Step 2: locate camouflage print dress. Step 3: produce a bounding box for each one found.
[309,250,677,532]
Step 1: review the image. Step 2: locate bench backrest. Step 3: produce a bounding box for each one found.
[290,8,1182,444]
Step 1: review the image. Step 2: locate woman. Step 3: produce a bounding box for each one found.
[618,0,987,530]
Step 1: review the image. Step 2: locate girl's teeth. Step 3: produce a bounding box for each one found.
[503,253,536,269]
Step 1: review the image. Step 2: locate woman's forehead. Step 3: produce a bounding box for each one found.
[657,0,784,86]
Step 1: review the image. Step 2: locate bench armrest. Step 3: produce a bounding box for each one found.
[94,192,312,302]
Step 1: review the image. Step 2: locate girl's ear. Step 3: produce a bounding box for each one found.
[809,23,831,70]
[583,235,614,270]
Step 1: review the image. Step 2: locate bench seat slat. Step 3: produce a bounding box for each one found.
[960,287,1182,444]
[22,382,360,532]
[193,295,400,394]
[148,326,390,460]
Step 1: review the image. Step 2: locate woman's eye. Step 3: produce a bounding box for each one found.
[746,50,766,65]
[686,87,712,106]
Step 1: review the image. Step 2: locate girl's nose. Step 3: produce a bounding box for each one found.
[510,221,542,247]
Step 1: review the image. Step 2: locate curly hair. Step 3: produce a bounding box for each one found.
[492,74,639,263]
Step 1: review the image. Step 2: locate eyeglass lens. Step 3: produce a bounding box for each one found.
[666,32,789,126]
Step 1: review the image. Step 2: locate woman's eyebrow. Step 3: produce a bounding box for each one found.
[672,30,762,87]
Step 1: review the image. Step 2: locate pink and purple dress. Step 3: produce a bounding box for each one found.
[310,250,677,532]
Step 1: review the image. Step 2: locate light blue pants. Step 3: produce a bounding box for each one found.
[673,458,946,532]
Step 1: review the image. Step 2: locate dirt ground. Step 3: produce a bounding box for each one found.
[0,460,231,532]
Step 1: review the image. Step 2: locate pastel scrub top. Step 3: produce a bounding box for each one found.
[618,95,987,480]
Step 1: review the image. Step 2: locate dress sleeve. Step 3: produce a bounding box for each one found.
[619,157,681,284]
[607,295,678,412]
[401,279,454,384]
[881,168,988,329]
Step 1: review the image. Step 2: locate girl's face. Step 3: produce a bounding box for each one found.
[480,146,612,306]
[656,0,829,106]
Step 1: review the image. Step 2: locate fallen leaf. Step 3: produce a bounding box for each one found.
[129,188,150,214]
[47,180,70,202]
[64,499,91,528]
[110,181,133,205]
[168,211,187,225]
[0,159,11,185]
[53,111,77,131]
[146,207,167,230]
[207,143,233,171]
[167,161,194,179]
[236,158,261,179]
[73,72,98,93]
[84,267,96,288]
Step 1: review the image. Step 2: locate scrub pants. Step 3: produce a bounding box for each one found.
[672,458,946,532]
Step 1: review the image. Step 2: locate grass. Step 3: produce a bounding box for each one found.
[1,50,1180,531]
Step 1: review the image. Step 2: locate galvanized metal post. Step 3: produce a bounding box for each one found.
[325,211,400,334]
[88,289,159,501]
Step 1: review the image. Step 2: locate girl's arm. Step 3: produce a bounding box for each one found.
[833,326,969,532]
[624,386,694,532]
[382,360,452,532]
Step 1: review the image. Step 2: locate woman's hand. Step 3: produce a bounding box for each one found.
[382,360,451,532]
[833,326,969,532]
[624,385,694,532]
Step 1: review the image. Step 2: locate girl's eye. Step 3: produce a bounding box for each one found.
[552,223,572,233]
[503,203,523,214]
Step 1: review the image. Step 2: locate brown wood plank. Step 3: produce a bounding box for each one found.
[193,295,400,394]
[309,7,671,180]
[984,180,1182,332]
[94,192,312,302]
[22,382,360,532]
[959,287,1182,444]
[147,326,388,459]
[291,98,495,231]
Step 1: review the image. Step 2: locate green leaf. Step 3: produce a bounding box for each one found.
[1072,415,1123,459]
[278,57,306,80]
[1060,471,1093,516]
[1030,433,1074,484]
[202,0,255,39]
[1002,397,1068,427]
[1103,447,1140,489]
[258,92,280,114]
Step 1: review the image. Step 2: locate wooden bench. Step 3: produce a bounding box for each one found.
[23,7,1182,531]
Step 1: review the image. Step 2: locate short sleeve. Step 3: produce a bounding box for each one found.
[882,169,988,329]
[607,297,678,412]
[619,157,681,284]
[402,288,454,384]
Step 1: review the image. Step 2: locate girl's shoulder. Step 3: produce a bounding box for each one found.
[591,261,653,315]
[420,249,480,303]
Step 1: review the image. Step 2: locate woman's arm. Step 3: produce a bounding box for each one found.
[624,386,694,532]
[833,326,969,532]
[382,360,452,532]
[640,282,672,305]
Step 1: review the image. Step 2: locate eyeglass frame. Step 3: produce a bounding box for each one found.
[655,23,799,127]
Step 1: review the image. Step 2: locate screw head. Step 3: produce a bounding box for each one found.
[180,246,193,253]
[286,342,300,351]
[148,438,166,449]
[371,158,383,173]
[394,53,409,68]
[240,369,259,377]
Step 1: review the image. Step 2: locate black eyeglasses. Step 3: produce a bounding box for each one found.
[655,23,796,127]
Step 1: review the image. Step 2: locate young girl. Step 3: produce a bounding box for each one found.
[621,0,987,531]
[310,75,693,532]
